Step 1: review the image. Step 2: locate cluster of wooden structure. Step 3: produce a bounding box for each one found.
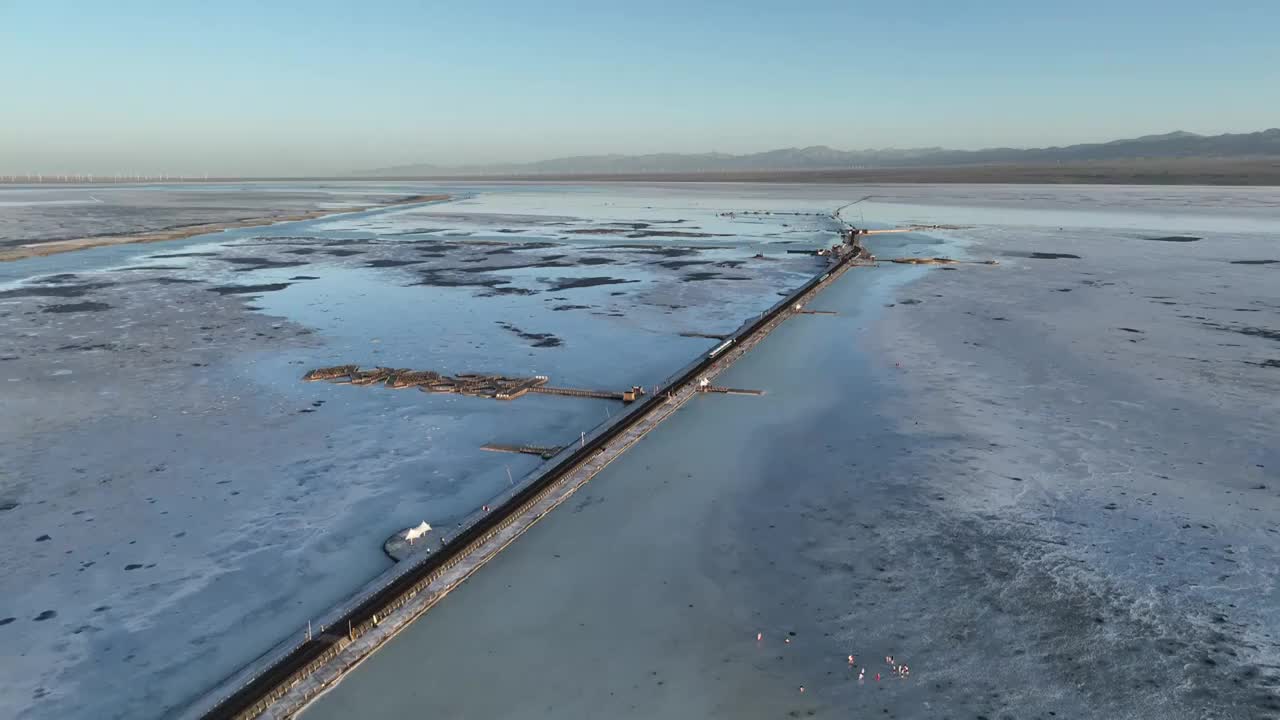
[480,443,564,459]
[303,365,645,403]
[697,386,764,396]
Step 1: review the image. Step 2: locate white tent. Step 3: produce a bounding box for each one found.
[404,521,432,544]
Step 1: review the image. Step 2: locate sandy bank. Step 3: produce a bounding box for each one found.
[0,194,449,262]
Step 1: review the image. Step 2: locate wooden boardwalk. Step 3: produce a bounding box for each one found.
[480,443,564,459]
[698,386,765,396]
[528,386,626,401]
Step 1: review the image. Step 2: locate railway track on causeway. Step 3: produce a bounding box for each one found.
[183,213,867,720]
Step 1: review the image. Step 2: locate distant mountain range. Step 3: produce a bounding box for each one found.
[356,128,1280,178]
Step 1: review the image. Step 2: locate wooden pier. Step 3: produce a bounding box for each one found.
[528,385,644,402]
[303,367,645,403]
[480,443,564,459]
[697,386,765,396]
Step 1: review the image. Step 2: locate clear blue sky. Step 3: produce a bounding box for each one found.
[2,0,1276,176]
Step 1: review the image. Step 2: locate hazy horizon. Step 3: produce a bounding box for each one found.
[4,0,1278,176]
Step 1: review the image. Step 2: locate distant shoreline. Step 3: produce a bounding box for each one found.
[0,194,450,263]
[3,159,1278,187]
[361,158,1280,186]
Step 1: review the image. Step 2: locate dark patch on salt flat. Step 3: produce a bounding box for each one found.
[1003,251,1082,260]
[0,617,14,626]
[385,227,449,236]
[0,282,115,299]
[0,501,18,511]
[33,610,56,621]
[1057,288,1073,292]
[323,249,364,257]
[148,251,220,259]
[30,274,80,284]
[481,287,539,297]
[289,275,320,280]
[1118,327,1145,334]
[1245,359,1280,369]
[412,271,509,289]
[412,242,466,252]
[658,260,713,269]
[115,265,187,272]
[1144,235,1202,242]
[42,302,112,314]
[1229,259,1278,265]
[496,321,562,348]
[546,276,639,291]
[564,228,624,235]
[207,283,292,295]
[1202,321,1280,343]
[627,230,727,239]
[151,277,201,285]
[221,257,310,272]
[682,272,722,282]
[36,535,51,542]
[56,342,117,352]
[551,304,591,311]
[594,244,707,258]
[648,248,700,258]
[1233,327,1280,342]
[455,259,575,273]
[578,256,616,265]
[364,259,424,268]
[282,248,318,255]
[124,564,143,571]
[898,298,922,305]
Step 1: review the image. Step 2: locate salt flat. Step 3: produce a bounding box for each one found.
[299,184,1280,720]
[0,182,852,719]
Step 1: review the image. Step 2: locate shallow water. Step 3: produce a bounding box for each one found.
[300,184,1280,720]
[3,182,1277,719]
[0,182,852,719]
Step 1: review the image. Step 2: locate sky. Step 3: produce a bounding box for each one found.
[2,0,1277,176]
